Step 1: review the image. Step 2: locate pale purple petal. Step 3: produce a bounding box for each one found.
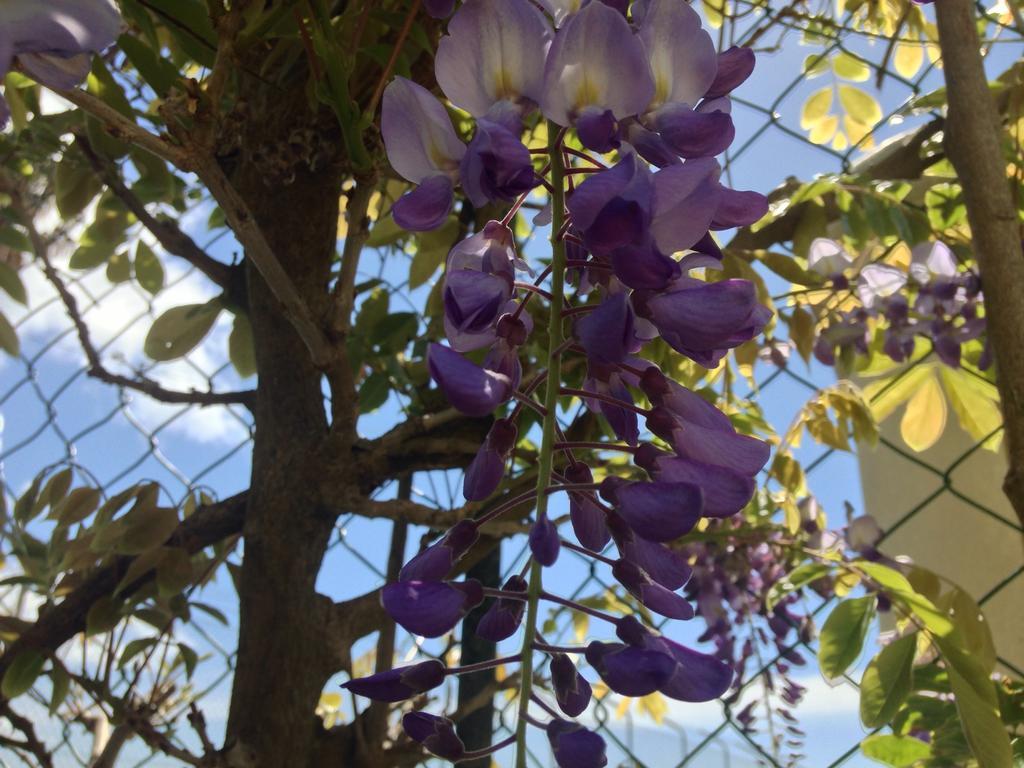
[540,1,654,125]
[857,264,907,309]
[711,187,769,229]
[651,158,722,254]
[808,238,852,277]
[3,1,121,59]
[654,102,734,159]
[639,0,716,112]
[382,77,465,183]
[435,0,551,116]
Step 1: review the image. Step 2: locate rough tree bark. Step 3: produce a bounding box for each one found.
[934,0,1024,533]
[221,55,345,766]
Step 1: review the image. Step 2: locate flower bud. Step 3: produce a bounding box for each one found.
[529,515,561,567]
[382,580,484,638]
[476,575,527,641]
[550,653,592,717]
[342,659,446,702]
[400,520,479,581]
[402,712,465,761]
[546,719,608,768]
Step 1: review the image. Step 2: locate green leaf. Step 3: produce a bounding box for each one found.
[0,310,19,357]
[117,33,179,97]
[365,214,405,247]
[839,85,883,126]
[106,250,132,283]
[765,562,831,611]
[133,0,216,67]
[53,487,102,527]
[358,372,390,413]
[48,665,70,715]
[156,547,194,596]
[134,241,165,295]
[0,226,32,254]
[1,651,45,699]
[54,156,102,219]
[860,633,916,728]
[0,261,27,304]
[861,733,931,767]
[833,51,871,81]
[856,561,954,637]
[144,301,222,361]
[228,313,257,378]
[938,587,996,674]
[937,637,1013,768]
[177,642,199,679]
[801,86,833,129]
[819,596,876,680]
[118,637,159,668]
[115,507,180,555]
[86,597,122,636]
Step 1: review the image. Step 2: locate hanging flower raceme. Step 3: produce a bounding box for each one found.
[808,238,985,370]
[348,1,773,764]
[0,0,122,126]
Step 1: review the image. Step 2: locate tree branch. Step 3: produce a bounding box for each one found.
[0,703,53,768]
[13,195,256,410]
[49,85,191,169]
[0,493,247,694]
[934,0,1024,531]
[73,134,241,297]
[194,155,336,369]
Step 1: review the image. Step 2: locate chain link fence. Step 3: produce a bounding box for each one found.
[2,1,1022,766]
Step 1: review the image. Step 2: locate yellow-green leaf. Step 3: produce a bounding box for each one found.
[860,734,931,766]
[809,113,840,144]
[800,87,833,129]
[1,651,45,699]
[819,596,876,680]
[838,85,882,127]
[833,51,871,82]
[134,241,165,295]
[0,310,19,357]
[900,372,946,451]
[228,313,257,378]
[940,367,1002,450]
[893,43,924,78]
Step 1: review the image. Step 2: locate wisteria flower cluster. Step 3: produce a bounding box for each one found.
[807,238,987,371]
[346,1,772,764]
[0,1,121,126]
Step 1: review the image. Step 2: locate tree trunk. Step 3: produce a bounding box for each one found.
[934,0,1024,535]
[222,63,345,766]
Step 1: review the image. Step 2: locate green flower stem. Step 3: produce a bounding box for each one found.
[513,122,568,768]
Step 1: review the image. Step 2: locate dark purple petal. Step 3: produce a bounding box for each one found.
[609,241,681,290]
[603,478,702,542]
[464,419,517,501]
[576,292,635,365]
[582,370,639,446]
[567,155,653,256]
[551,653,592,716]
[585,641,676,696]
[342,659,446,702]
[393,175,455,232]
[639,0,716,110]
[705,46,756,99]
[654,103,735,159]
[382,77,465,183]
[443,269,512,352]
[640,368,731,430]
[711,187,769,229]
[620,535,692,590]
[381,580,484,638]
[460,119,538,207]
[565,463,611,552]
[649,637,734,701]
[650,158,722,254]
[530,515,561,566]
[576,106,620,153]
[646,406,770,476]
[547,719,608,768]
[541,0,654,125]
[483,339,523,391]
[613,559,694,619]
[650,455,755,518]
[403,712,466,760]
[435,0,551,116]
[427,343,512,417]
[400,520,480,581]
[624,120,682,168]
[642,279,768,366]
[477,575,527,641]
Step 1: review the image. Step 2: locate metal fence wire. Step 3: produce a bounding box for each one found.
[1,1,1022,766]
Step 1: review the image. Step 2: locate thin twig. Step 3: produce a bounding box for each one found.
[13,195,255,409]
[74,134,238,294]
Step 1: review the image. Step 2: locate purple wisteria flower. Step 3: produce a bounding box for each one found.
[358,1,776,763]
[0,0,121,125]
